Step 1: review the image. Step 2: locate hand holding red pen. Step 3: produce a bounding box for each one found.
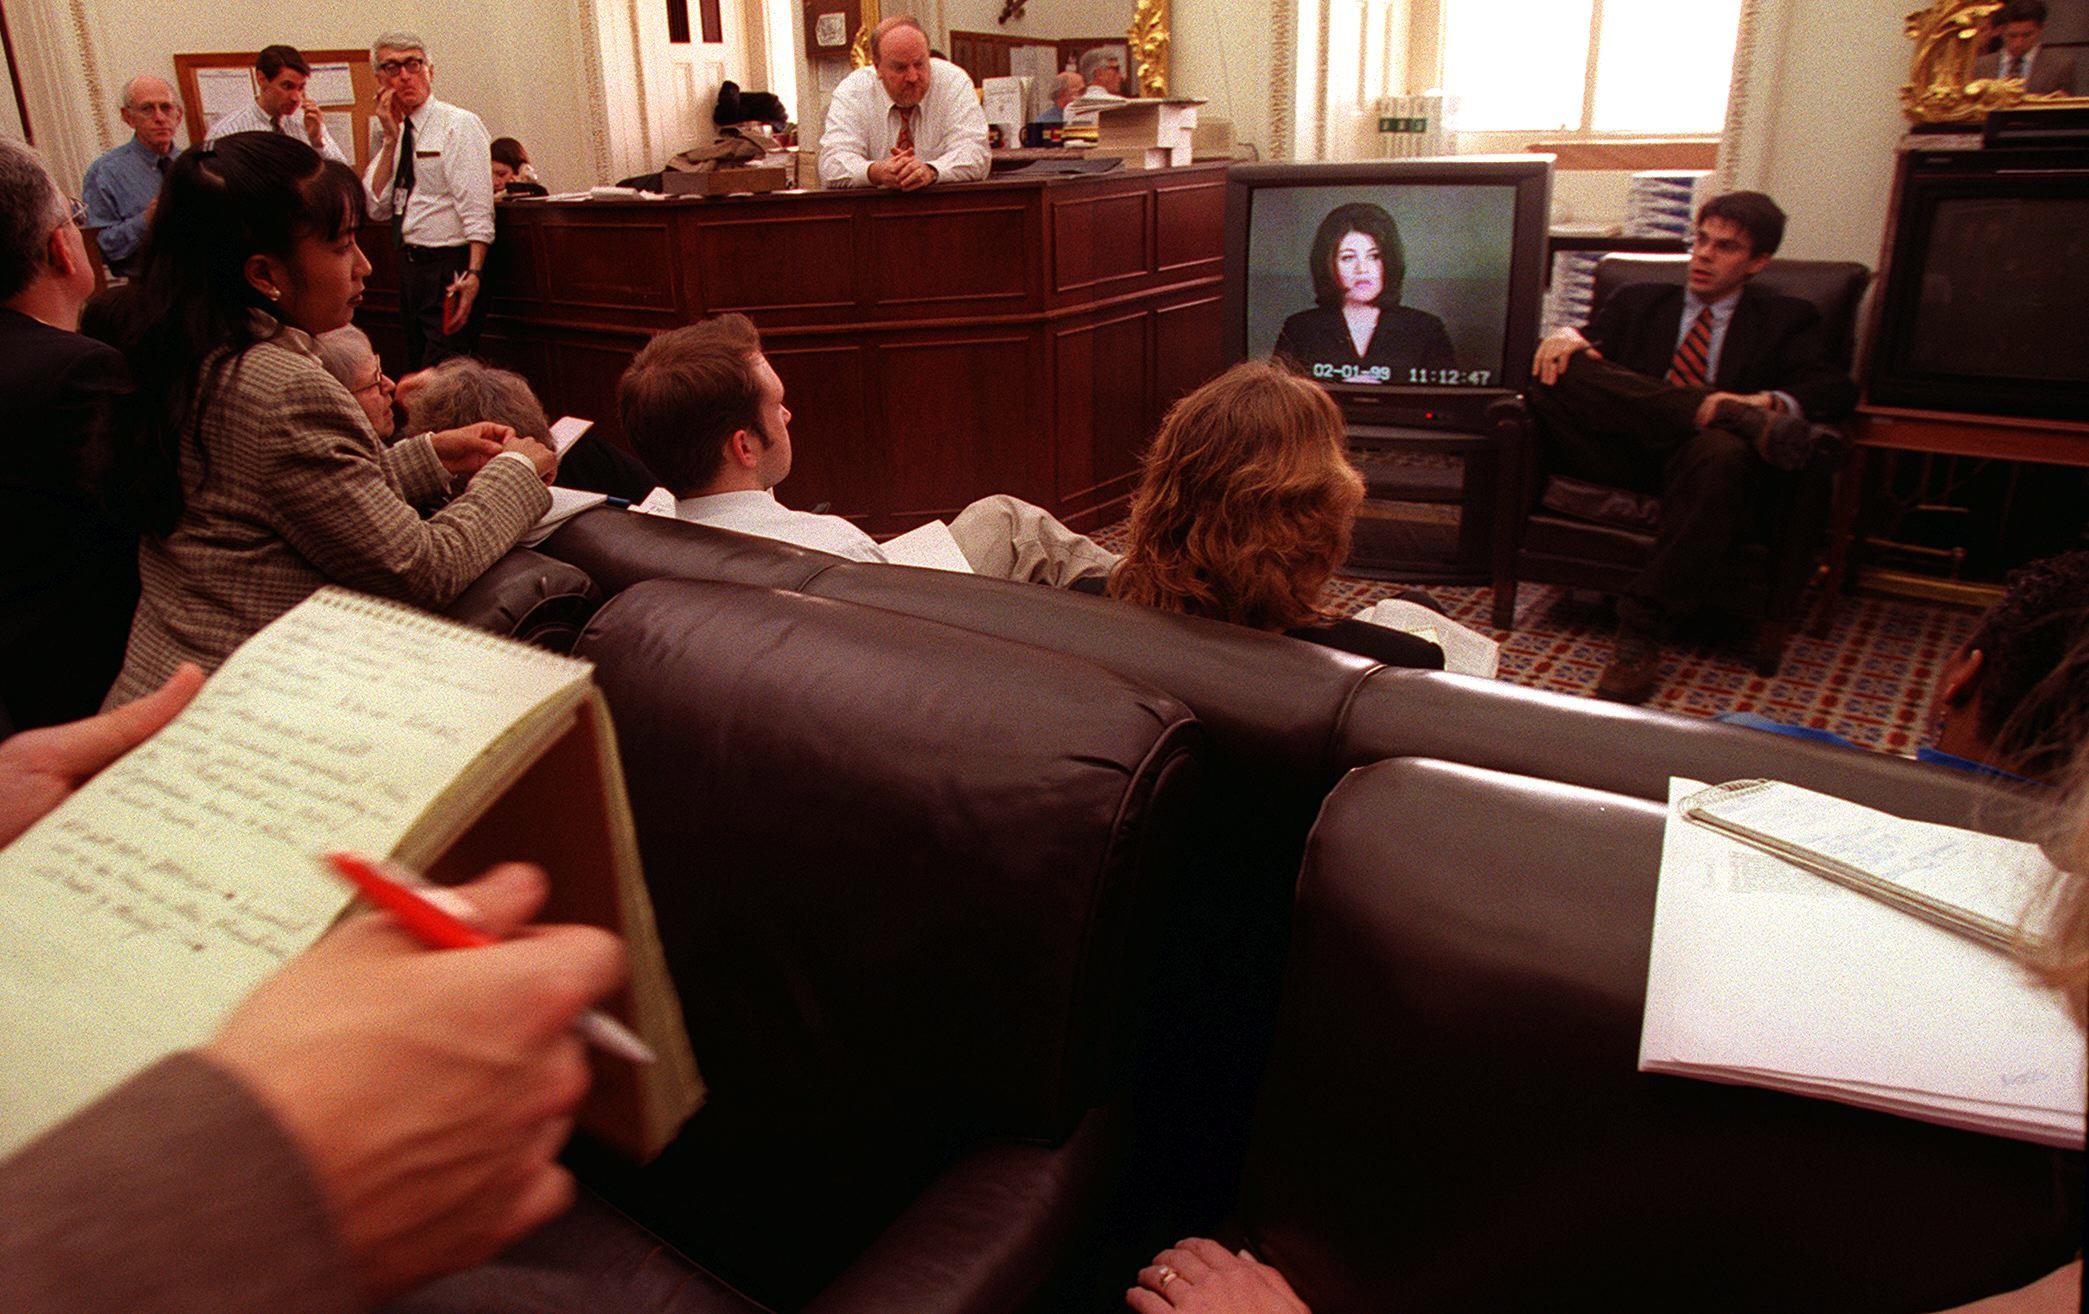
[203,863,625,1300]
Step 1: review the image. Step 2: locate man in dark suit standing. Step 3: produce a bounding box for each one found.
[1526,190,1856,703]
[0,138,139,732]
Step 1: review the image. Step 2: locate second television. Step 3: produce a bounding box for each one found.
[1223,156,1552,426]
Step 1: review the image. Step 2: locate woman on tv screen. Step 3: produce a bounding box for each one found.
[1272,201,1457,384]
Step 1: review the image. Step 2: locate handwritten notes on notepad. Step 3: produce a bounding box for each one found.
[1639,778,2085,1147]
[0,589,589,1154]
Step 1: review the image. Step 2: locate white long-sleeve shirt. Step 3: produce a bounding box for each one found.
[206,101,350,164]
[817,59,990,189]
[361,97,494,247]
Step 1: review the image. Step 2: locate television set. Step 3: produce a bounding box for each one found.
[1223,156,1553,431]
[1865,145,2089,422]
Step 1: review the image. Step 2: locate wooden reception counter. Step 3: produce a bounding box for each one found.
[358,164,1229,534]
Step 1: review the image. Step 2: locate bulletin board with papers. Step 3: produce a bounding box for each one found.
[173,49,379,170]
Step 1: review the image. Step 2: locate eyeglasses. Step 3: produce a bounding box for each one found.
[127,100,182,118]
[64,196,87,226]
[353,368,395,397]
[376,57,429,77]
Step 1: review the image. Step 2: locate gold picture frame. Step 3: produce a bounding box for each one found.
[1902,0,2089,123]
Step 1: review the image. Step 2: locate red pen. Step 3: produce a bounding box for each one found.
[325,850,655,1064]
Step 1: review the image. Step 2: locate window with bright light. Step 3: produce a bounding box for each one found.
[1439,0,1743,135]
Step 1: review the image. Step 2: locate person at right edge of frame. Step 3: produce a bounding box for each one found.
[361,30,494,370]
[1525,190,1857,705]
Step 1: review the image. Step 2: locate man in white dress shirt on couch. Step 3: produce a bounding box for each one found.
[203,45,351,164]
[620,314,1118,585]
[818,15,989,190]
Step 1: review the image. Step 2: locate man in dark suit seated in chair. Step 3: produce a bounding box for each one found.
[1525,190,1857,704]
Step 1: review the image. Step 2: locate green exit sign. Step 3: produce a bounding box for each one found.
[1378,116,1430,134]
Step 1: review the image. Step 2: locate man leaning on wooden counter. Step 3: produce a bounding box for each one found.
[817,15,989,190]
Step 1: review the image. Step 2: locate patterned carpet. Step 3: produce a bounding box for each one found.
[1089,519,1982,754]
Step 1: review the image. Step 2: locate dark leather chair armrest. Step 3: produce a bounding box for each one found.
[441,548,601,652]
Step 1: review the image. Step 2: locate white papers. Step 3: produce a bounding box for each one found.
[307,62,355,106]
[1355,598,1500,677]
[633,486,678,517]
[549,416,593,457]
[1640,778,2085,1148]
[519,487,609,547]
[879,520,975,574]
[323,111,356,159]
[196,66,255,129]
[983,76,1028,137]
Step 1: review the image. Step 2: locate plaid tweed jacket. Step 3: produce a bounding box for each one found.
[106,322,550,705]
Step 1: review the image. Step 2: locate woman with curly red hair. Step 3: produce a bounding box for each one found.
[1098,360,1442,667]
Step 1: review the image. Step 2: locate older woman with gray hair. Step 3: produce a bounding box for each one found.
[313,326,396,442]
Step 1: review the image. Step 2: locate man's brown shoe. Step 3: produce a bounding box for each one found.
[1596,630,1662,704]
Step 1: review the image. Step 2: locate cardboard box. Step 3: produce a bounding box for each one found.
[662,165,790,196]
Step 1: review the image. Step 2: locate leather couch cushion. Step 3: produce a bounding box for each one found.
[1539,474,1661,531]
[1241,758,2079,1312]
[1332,667,2028,828]
[573,579,1201,1307]
[441,548,600,652]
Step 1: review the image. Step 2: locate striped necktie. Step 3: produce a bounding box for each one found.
[1667,305,1715,389]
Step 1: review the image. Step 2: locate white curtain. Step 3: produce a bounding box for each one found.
[1714,0,1796,193]
[7,0,117,191]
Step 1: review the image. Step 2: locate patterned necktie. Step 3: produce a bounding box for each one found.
[1667,305,1715,389]
[896,107,916,154]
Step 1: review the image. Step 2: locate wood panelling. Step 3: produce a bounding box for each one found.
[1155,180,1226,275]
[1154,293,1227,426]
[485,220,543,302]
[1052,191,1151,293]
[1053,310,1151,504]
[869,204,1032,308]
[764,342,877,520]
[540,220,680,311]
[545,339,649,443]
[875,334,1045,517]
[696,215,860,313]
[360,168,1228,533]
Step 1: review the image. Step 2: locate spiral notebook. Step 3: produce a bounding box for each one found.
[0,588,703,1161]
[1640,777,2083,1147]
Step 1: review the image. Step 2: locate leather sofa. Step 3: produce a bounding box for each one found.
[1237,757,2081,1312]
[515,510,2059,1305]
[558,578,1203,1313]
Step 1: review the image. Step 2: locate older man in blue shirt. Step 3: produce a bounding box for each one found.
[81,75,182,277]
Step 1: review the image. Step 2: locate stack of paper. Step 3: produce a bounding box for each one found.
[877,519,974,574]
[1088,98,1202,168]
[1640,778,2085,1148]
[1354,598,1500,677]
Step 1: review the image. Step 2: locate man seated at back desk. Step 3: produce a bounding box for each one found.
[818,15,988,191]
[619,313,1118,586]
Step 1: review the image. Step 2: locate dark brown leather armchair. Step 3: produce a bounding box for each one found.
[1493,255,1871,674]
[566,578,1204,1313]
[1239,757,2080,1312]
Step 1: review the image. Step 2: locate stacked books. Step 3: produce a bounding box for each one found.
[1640,778,2084,1148]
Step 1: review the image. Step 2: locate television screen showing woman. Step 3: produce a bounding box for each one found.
[1245,183,1521,390]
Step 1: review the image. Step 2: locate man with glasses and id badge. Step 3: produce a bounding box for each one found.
[361,32,495,369]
